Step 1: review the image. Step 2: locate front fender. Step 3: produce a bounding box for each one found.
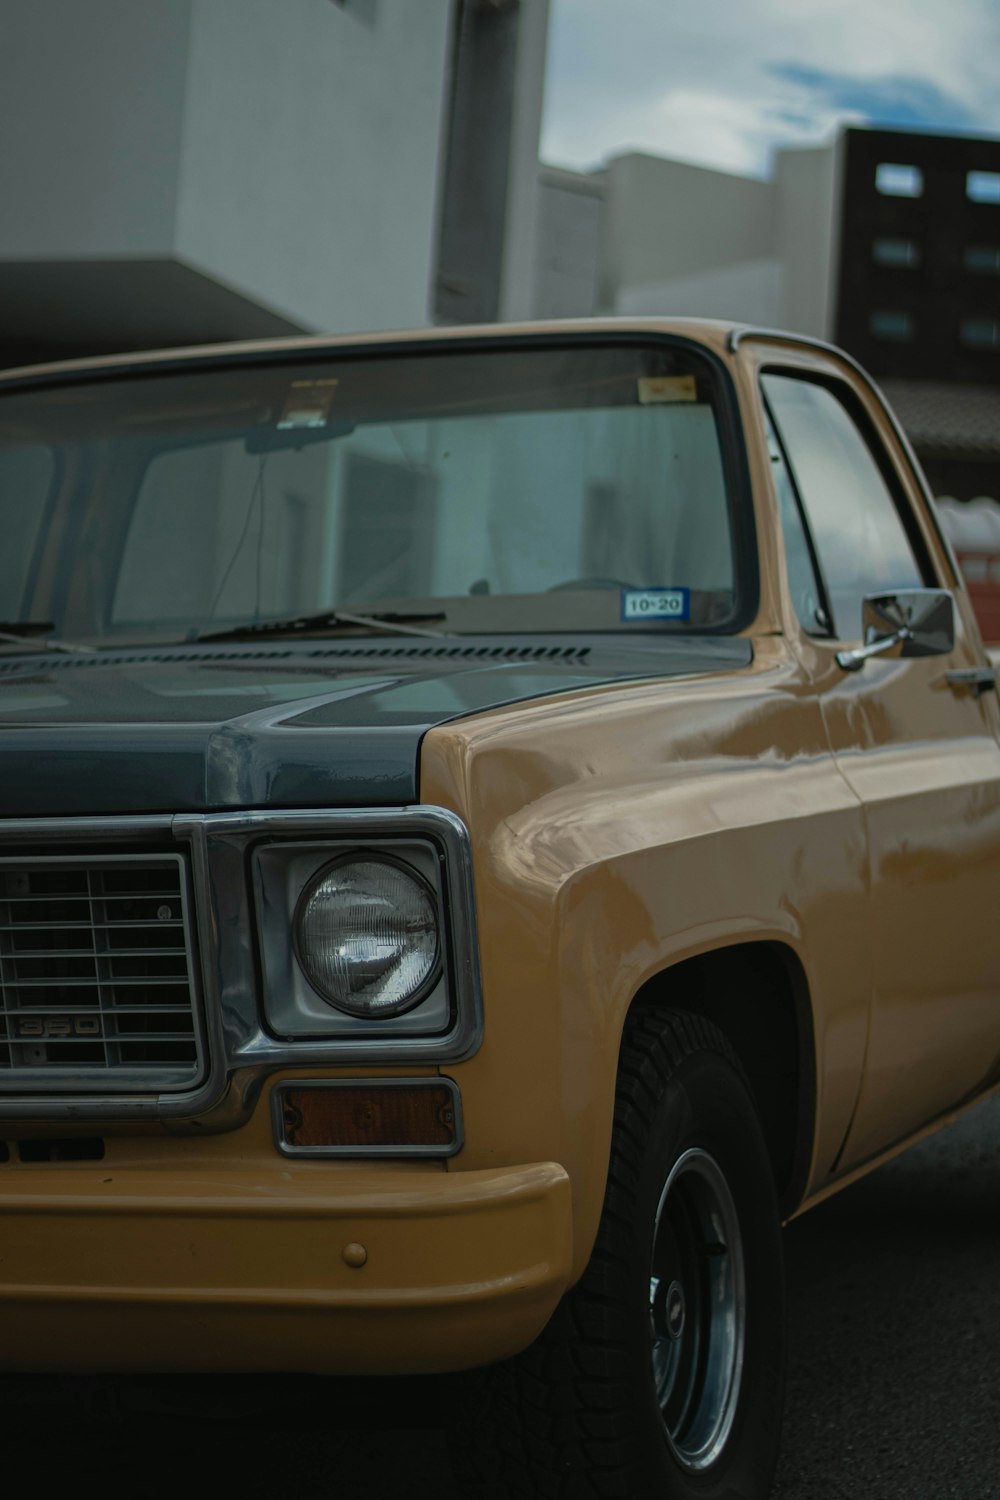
[420,650,870,1280]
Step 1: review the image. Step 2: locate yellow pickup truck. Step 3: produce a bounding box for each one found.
[0,320,997,1499]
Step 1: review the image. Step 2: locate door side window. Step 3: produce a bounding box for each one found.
[762,374,925,639]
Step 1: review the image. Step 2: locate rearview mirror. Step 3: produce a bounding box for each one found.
[836,589,954,672]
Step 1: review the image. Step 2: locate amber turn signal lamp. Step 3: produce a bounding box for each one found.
[276,1081,461,1156]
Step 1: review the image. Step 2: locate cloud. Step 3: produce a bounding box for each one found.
[541,0,1000,177]
[639,90,844,179]
[768,63,982,134]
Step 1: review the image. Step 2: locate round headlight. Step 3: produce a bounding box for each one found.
[293,856,440,1018]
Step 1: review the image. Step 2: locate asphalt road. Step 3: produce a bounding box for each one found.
[5,1091,1000,1497]
[774,1088,1000,1499]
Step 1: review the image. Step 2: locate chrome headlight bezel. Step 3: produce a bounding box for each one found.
[291,850,442,1019]
[250,813,477,1054]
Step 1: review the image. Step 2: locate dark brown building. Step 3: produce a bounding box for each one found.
[834,127,1000,501]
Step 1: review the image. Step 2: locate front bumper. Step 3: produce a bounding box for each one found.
[0,1160,573,1374]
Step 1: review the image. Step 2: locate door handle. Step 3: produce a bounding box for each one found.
[946,667,997,697]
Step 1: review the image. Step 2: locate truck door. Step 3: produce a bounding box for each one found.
[763,366,1000,1171]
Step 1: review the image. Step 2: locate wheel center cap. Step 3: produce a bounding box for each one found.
[665,1280,686,1341]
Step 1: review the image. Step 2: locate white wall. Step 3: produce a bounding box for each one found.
[774,141,841,338]
[497,0,552,322]
[0,0,191,258]
[532,166,605,318]
[530,140,842,338]
[599,153,776,312]
[615,259,783,326]
[176,0,453,334]
[0,0,455,353]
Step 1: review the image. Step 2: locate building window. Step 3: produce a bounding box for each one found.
[960,319,1000,349]
[967,171,1000,205]
[875,163,923,198]
[872,237,920,268]
[964,245,1000,274]
[869,310,914,341]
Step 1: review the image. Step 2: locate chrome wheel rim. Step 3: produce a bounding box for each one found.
[649,1147,746,1471]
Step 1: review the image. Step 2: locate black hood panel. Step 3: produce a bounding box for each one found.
[0,637,752,816]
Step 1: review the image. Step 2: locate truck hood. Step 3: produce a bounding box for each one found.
[0,636,752,817]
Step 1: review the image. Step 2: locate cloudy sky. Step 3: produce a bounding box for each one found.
[541,0,1000,179]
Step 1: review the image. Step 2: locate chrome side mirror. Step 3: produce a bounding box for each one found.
[836,589,954,672]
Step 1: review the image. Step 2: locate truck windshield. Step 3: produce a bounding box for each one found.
[0,341,745,644]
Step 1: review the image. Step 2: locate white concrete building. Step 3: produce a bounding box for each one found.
[0,0,549,366]
[532,140,843,341]
[532,127,1000,525]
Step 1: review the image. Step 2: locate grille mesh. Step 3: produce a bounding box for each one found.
[0,856,202,1091]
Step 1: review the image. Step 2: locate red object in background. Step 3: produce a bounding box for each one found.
[954,550,1000,643]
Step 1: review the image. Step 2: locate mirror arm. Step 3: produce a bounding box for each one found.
[836,627,911,673]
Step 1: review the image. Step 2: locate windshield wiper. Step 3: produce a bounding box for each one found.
[0,622,97,655]
[193,608,451,644]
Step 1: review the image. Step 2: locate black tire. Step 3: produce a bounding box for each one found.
[451,1008,786,1499]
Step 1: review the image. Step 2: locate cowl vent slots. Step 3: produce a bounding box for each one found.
[0,643,593,673]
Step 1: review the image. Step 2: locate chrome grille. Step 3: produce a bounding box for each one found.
[0,855,203,1092]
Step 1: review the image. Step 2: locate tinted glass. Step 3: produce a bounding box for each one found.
[763,409,829,635]
[0,345,745,643]
[762,374,923,639]
[0,445,53,618]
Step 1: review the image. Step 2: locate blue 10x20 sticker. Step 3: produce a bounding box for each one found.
[621,588,691,622]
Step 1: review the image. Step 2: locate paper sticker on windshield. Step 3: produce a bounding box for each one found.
[621,588,690,622]
[637,375,697,405]
[277,379,339,431]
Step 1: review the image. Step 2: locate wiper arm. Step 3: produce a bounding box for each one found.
[194,608,451,644]
[0,622,97,655]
